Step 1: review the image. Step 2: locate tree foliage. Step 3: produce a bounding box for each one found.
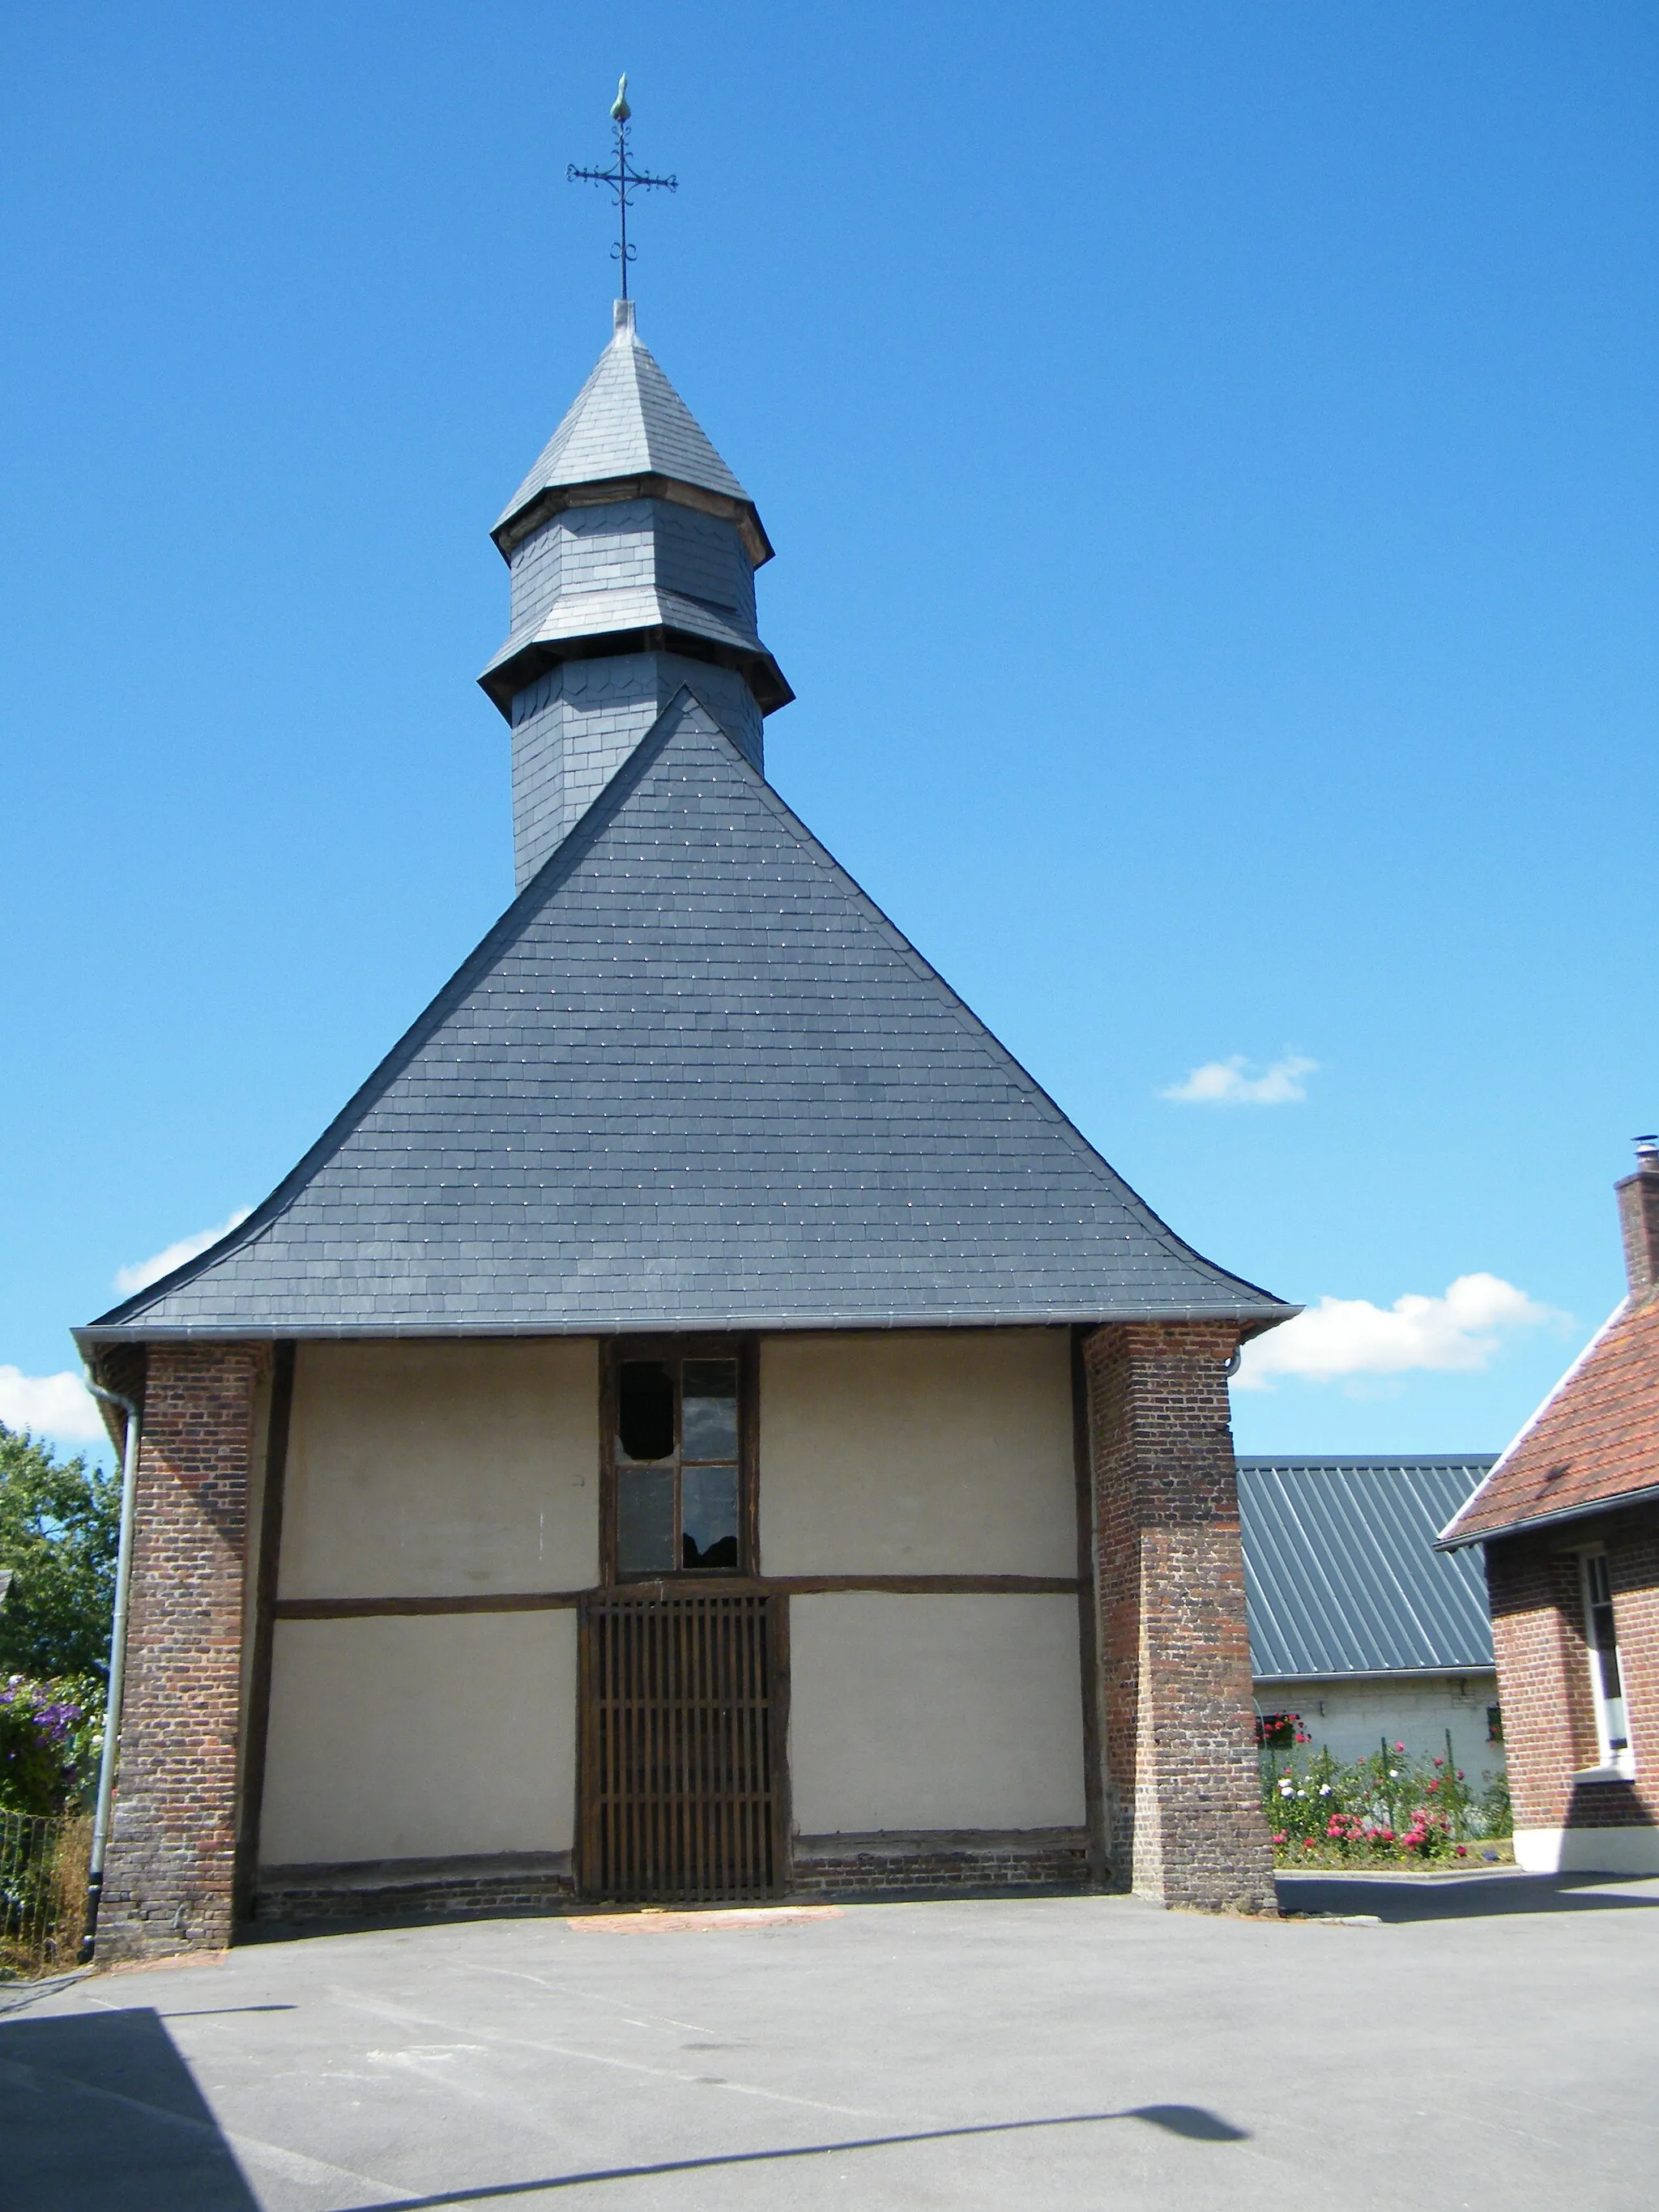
[0,1423,118,1682]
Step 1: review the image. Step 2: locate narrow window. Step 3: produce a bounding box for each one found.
[613,1351,744,1579]
[1581,1554,1631,1772]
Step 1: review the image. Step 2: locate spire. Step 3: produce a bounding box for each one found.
[493,299,758,545]
[480,306,792,889]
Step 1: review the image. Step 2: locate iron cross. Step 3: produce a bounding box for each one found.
[568,75,677,300]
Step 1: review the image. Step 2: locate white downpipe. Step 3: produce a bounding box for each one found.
[81,1376,142,1959]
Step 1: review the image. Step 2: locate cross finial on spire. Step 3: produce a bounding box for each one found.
[567,73,677,303]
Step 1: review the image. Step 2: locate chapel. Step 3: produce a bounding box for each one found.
[80,289,1294,1957]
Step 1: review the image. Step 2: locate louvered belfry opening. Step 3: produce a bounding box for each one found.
[581,1590,787,1903]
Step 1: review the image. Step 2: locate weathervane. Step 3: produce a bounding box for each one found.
[568,75,676,301]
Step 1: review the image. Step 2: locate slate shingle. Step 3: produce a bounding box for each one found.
[85,693,1293,1340]
[497,307,750,532]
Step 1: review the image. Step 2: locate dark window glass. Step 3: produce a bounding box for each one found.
[618,1362,675,1463]
[617,1466,676,1574]
[682,1464,739,1570]
[612,1351,746,1579]
[682,1361,738,1460]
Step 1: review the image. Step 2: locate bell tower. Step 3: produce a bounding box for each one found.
[480,299,791,889]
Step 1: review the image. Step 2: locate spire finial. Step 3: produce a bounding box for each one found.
[568,73,676,304]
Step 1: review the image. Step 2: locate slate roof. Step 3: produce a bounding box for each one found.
[476,583,774,702]
[1239,1458,1497,1678]
[83,692,1294,1342]
[1437,1294,1659,1548]
[497,307,751,536]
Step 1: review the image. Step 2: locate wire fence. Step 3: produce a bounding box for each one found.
[0,1808,89,1979]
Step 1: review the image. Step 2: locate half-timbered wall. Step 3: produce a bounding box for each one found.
[257,1328,1084,1873]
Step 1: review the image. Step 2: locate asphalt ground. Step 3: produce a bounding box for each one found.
[2,1872,1656,2210]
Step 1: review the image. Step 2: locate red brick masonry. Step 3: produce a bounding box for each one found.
[1487,1507,1659,1838]
[97,1344,263,1961]
[1085,1322,1276,1912]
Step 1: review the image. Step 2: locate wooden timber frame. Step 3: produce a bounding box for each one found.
[271,1575,1081,1621]
[235,1340,295,1920]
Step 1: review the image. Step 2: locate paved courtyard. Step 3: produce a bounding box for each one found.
[2,1872,1656,2210]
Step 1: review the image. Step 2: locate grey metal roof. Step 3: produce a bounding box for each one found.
[497,309,750,533]
[1238,1458,1497,1680]
[83,691,1294,1341]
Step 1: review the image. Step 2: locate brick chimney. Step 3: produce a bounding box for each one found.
[1616,1135,1659,1298]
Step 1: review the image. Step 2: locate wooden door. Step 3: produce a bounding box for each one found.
[579,1590,790,1903]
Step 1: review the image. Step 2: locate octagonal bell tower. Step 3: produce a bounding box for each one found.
[480,299,792,889]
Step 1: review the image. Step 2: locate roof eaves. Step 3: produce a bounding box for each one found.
[1434,1480,1659,1553]
[1252,1664,1498,1685]
[76,1298,1292,1350]
[1435,1298,1631,1547]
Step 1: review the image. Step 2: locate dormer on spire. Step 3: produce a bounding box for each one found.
[480,305,793,889]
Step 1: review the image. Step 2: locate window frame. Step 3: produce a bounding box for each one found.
[1579,1549,1634,1778]
[599,1336,759,1586]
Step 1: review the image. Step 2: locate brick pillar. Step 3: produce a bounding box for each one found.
[1486,1533,1599,1835]
[98,1344,263,1961]
[1084,1322,1275,1913]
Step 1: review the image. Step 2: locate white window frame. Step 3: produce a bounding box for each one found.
[1580,1550,1635,1779]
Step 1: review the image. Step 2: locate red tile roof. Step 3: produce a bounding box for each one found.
[1439,1292,1659,1547]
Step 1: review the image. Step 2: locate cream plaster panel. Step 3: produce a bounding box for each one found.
[279,1340,598,1599]
[760,1331,1076,1576]
[789,1592,1085,1832]
[261,1612,577,1865]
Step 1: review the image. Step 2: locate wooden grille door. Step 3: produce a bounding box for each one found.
[581,1592,788,1903]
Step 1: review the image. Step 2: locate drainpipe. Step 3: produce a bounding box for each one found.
[80,1376,142,1961]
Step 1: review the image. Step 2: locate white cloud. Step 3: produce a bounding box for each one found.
[1162,1054,1318,1106]
[0,1366,105,1444]
[1235,1273,1559,1392]
[114,1208,251,1297]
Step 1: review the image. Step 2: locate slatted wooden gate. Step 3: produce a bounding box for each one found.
[579,1591,789,1903]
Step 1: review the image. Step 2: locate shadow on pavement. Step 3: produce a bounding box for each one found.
[317,2103,1248,2210]
[0,2005,258,2210]
[1278,1870,1659,1922]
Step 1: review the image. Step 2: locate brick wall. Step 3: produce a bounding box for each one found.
[1486,1506,1659,1836]
[97,1343,264,1961]
[1084,1322,1276,1913]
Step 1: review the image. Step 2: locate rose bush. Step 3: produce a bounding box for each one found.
[1260,1732,1509,1867]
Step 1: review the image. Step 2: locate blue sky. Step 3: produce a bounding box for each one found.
[2,2,1655,1463]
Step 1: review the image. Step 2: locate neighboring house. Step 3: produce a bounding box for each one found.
[1439,1140,1659,1874]
[1239,1458,1503,1779]
[78,296,1297,1962]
